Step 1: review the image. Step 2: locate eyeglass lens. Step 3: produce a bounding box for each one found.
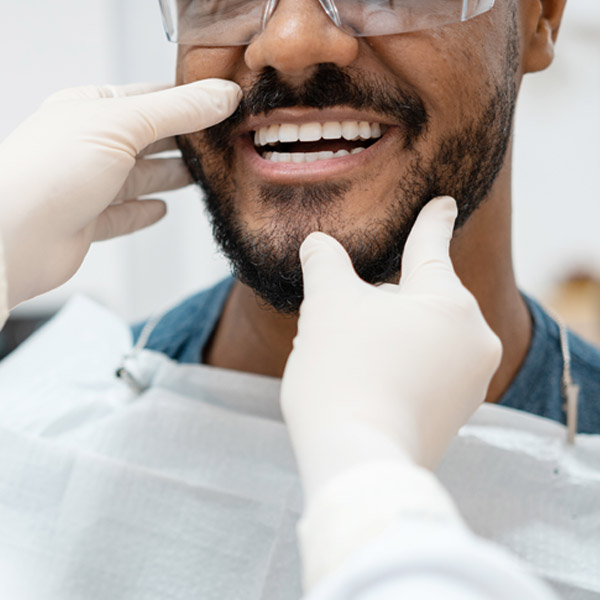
[160,0,495,46]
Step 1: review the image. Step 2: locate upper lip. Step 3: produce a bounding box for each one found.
[239,107,395,136]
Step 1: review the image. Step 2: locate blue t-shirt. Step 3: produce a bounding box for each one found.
[133,278,600,434]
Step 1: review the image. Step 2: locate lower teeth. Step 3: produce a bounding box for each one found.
[263,147,365,163]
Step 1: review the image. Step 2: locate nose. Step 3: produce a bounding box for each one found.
[244,0,360,79]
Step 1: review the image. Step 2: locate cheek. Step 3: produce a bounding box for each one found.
[176,46,242,85]
[366,19,509,126]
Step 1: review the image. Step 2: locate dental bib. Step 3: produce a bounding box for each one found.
[0,296,598,599]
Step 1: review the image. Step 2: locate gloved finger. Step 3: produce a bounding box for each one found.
[114,158,192,202]
[399,196,461,295]
[44,83,170,104]
[117,79,242,154]
[99,82,172,98]
[376,282,401,294]
[300,232,357,299]
[93,199,167,241]
[140,137,179,157]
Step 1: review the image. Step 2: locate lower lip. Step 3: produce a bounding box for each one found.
[239,127,401,184]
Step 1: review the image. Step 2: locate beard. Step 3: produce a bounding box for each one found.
[178,25,518,315]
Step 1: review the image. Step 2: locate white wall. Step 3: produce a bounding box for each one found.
[513,0,600,296]
[2,0,599,321]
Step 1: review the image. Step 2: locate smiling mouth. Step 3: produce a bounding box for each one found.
[252,120,389,164]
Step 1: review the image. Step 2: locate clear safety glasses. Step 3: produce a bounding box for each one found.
[158,0,496,47]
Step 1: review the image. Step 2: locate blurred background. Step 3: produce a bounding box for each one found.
[1,0,599,357]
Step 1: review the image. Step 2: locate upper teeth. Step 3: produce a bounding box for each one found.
[253,121,384,147]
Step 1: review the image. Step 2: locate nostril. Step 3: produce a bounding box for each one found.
[245,33,359,76]
[244,1,359,74]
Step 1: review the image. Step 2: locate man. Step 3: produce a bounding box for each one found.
[138,0,600,434]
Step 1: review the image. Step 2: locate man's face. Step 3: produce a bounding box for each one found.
[176,0,519,313]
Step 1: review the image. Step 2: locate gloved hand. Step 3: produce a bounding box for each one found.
[0,79,241,309]
[281,196,502,502]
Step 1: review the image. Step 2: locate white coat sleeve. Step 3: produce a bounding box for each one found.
[0,235,9,331]
[299,461,559,600]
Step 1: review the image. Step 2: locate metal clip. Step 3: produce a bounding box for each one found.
[115,365,147,394]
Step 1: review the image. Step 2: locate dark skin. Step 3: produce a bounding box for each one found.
[176,0,567,403]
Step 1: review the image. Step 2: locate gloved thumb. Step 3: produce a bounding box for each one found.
[399,196,460,295]
[300,232,357,298]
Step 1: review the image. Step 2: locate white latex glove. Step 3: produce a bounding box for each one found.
[281,196,502,502]
[0,79,241,309]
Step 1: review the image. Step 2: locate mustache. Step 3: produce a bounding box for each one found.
[202,63,429,150]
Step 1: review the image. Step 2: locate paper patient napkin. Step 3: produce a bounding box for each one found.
[0,296,597,599]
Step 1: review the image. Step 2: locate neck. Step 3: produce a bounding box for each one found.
[205,160,532,404]
[205,281,297,378]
